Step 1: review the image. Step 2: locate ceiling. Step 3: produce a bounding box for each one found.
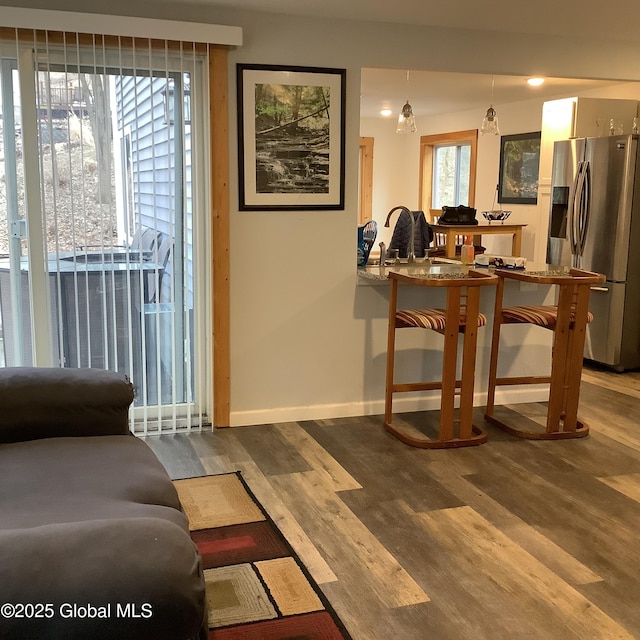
[359,70,622,120]
[145,0,639,119]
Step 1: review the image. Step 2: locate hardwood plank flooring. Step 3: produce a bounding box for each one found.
[144,364,640,640]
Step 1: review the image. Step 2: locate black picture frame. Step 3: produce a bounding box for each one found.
[237,63,346,211]
[498,131,541,205]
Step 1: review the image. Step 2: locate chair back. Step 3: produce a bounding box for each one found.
[357,220,378,266]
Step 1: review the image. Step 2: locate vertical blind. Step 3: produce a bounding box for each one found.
[0,28,211,433]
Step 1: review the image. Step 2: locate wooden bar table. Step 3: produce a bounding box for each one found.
[436,223,526,258]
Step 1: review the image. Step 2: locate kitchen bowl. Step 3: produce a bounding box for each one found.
[482,210,512,224]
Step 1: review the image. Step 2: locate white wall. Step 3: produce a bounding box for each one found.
[212,15,640,424]
[359,125,420,249]
[5,2,640,424]
[222,18,640,425]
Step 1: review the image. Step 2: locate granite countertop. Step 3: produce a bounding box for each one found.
[357,258,468,284]
[357,259,563,285]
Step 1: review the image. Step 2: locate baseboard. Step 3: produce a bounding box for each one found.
[229,386,549,427]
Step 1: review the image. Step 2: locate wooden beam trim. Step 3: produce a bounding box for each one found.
[209,45,231,428]
[358,136,374,225]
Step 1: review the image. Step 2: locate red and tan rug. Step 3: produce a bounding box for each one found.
[173,472,352,640]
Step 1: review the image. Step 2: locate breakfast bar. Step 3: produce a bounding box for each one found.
[357,259,598,433]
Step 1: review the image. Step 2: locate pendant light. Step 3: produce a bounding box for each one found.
[396,70,417,134]
[481,75,500,136]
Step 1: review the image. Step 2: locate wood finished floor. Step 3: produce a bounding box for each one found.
[145,365,640,640]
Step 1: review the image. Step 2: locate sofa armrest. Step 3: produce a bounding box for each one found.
[0,367,134,443]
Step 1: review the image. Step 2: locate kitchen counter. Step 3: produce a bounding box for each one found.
[358,259,568,284]
[358,258,464,284]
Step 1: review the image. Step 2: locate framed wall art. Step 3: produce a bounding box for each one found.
[498,131,541,205]
[237,63,346,211]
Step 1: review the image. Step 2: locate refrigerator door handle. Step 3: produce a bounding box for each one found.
[578,161,591,259]
[571,161,587,266]
[590,286,609,292]
[567,162,582,256]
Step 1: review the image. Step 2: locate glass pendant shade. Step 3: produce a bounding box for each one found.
[481,105,500,135]
[396,101,417,133]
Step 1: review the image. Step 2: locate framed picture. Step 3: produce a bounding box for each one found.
[237,64,346,211]
[498,131,541,205]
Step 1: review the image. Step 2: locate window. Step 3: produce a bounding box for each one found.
[419,130,478,223]
[432,143,471,209]
[0,29,213,433]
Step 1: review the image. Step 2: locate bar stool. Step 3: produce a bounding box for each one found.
[485,267,605,440]
[384,269,498,449]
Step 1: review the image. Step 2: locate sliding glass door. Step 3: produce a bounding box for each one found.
[0,34,210,432]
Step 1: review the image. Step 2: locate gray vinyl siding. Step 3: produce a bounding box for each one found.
[116,74,193,307]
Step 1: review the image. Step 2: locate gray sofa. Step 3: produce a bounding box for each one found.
[0,367,206,640]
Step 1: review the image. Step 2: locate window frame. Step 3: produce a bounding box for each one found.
[419,129,478,223]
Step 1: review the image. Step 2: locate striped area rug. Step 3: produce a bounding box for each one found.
[173,472,351,639]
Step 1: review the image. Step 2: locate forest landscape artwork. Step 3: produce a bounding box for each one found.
[237,64,345,210]
[254,82,330,195]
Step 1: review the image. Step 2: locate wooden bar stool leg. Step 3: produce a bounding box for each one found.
[439,287,461,442]
[546,286,573,433]
[384,279,399,426]
[459,286,481,439]
[562,285,591,433]
[485,276,504,419]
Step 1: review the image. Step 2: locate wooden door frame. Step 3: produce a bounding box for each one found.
[359,136,374,225]
[210,46,231,427]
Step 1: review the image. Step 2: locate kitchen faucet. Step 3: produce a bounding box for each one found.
[384,206,416,264]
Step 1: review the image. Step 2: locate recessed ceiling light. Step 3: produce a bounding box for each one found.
[527,77,545,87]
[380,108,393,117]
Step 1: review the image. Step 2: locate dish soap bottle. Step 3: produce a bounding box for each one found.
[461,236,474,265]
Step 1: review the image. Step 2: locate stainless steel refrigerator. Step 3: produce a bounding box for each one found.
[547,134,640,371]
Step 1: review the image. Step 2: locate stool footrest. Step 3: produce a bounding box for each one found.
[494,375,552,386]
[392,380,463,393]
[385,419,487,449]
[485,411,589,440]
